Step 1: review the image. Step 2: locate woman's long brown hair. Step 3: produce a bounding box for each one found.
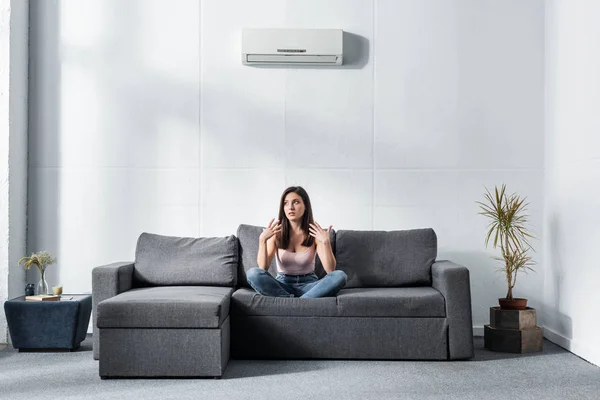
[276,186,315,250]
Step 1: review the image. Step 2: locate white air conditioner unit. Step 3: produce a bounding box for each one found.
[242,28,343,66]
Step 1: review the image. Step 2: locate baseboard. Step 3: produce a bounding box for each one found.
[542,326,571,350]
[542,325,600,367]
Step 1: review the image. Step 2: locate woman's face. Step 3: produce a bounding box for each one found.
[283,192,305,222]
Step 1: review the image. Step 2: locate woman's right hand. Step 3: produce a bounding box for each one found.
[259,218,281,242]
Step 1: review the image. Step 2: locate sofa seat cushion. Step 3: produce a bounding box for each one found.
[336,287,446,318]
[231,288,338,317]
[97,286,233,329]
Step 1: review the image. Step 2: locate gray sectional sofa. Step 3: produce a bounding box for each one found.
[92,225,474,378]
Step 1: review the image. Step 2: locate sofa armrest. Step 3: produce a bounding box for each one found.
[92,262,134,360]
[431,260,474,359]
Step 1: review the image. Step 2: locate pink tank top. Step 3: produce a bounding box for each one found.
[275,246,316,275]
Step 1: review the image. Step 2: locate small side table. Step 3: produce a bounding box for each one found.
[4,294,92,351]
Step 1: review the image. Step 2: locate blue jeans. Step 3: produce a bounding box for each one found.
[246,267,347,298]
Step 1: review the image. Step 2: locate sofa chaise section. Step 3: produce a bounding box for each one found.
[97,286,232,378]
[92,233,238,378]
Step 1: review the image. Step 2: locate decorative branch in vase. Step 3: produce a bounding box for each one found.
[18,251,57,295]
[477,184,536,310]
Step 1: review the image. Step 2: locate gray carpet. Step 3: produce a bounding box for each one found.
[1,336,599,400]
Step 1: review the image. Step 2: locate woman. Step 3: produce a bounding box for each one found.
[246,186,347,298]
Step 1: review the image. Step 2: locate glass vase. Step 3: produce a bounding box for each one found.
[37,268,50,295]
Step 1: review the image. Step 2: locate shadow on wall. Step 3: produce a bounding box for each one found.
[28,0,61,288]
[342,32,370,69]
[95,0,201,243]
[28,0,201,288]
[541,214,573,341]
[248,32,369,70]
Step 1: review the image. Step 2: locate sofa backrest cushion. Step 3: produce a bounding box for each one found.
[335,228,436,288]
[236,224,335,287]
[133,232,238,287]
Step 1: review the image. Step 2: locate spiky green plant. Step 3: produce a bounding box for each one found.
[477,185,536,300]
[18,251,56,272]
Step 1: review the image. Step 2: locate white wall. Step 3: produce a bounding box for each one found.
[543,0,600,366]
[0,0,11,344]
[27,0,545,330]
[0,0,28,344]
[8,0,28,316]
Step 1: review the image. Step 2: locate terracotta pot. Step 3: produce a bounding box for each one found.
[498,298,528,310]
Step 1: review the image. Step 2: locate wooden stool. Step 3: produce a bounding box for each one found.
[484,307,543,353]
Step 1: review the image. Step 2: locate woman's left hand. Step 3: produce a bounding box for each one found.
[309,222,332,245]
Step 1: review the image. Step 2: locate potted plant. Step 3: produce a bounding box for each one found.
[18,251,57,295]
[477,185,536,310]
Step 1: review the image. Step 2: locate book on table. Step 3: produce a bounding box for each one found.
[25,295,60,301]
